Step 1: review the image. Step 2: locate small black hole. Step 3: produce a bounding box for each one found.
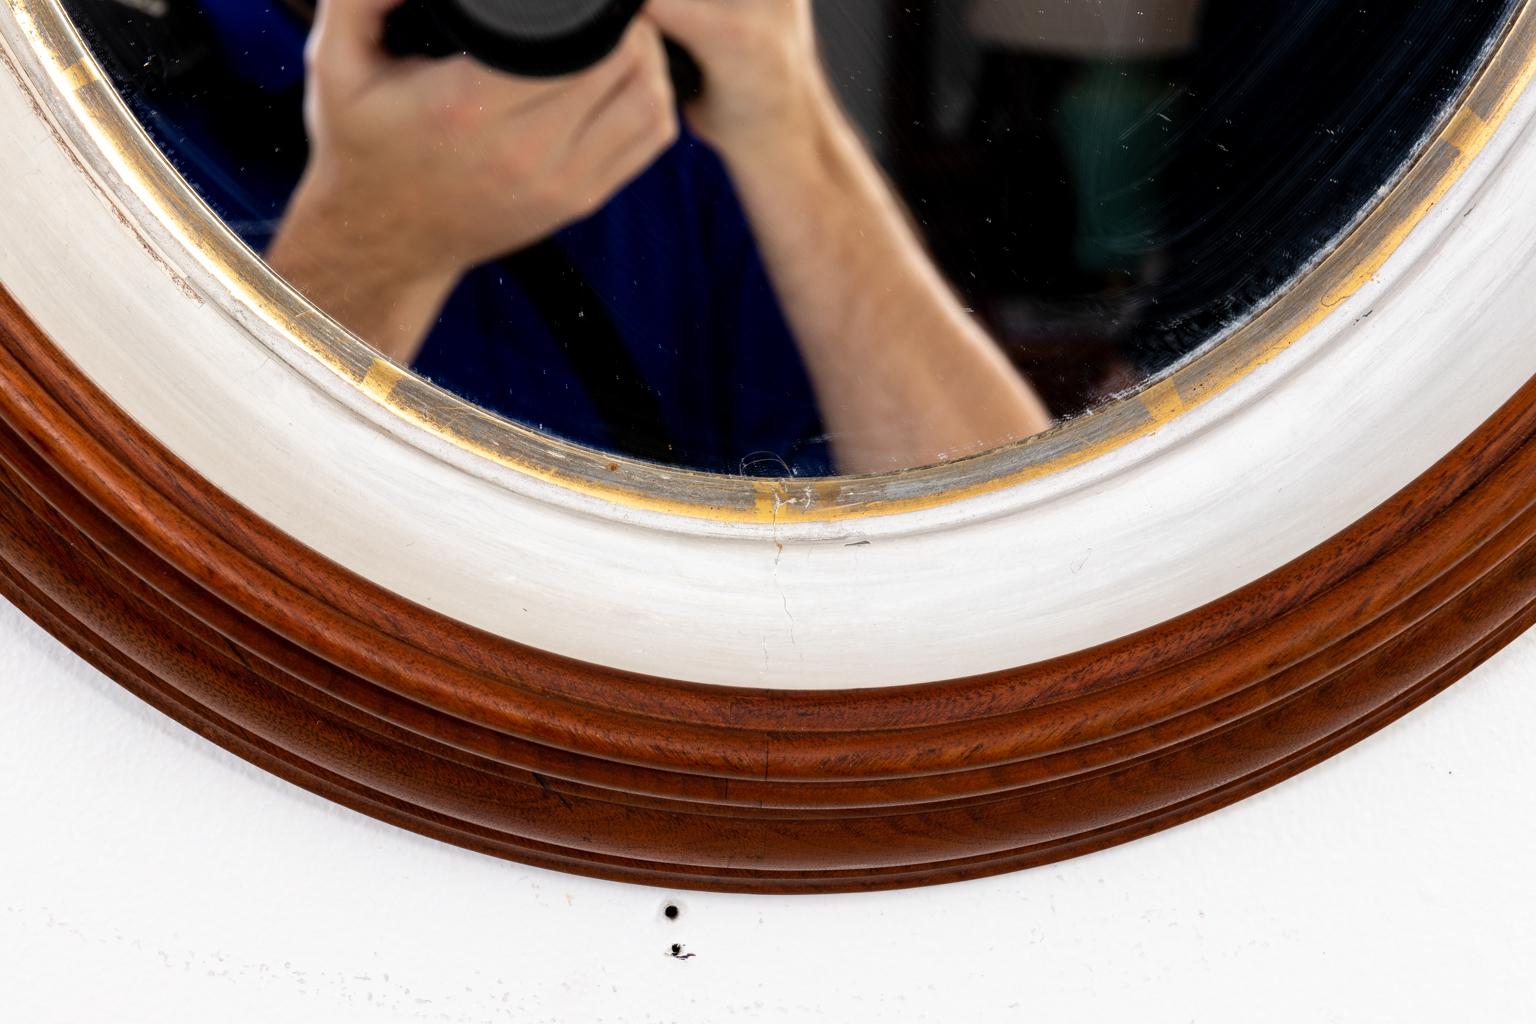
[670,943,682,956]
[664,904,680,920]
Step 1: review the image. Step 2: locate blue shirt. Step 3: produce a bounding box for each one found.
[130,0,831,475]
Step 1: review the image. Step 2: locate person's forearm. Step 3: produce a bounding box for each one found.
[717,96,1052,474]
[267,175,460,366]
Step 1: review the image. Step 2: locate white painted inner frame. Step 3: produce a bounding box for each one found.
[1,4,1533,689]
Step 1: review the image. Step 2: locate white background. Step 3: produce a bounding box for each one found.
[2,601,1532,1023]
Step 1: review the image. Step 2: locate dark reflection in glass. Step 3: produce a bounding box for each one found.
[63,0,1515,474]
[887,0,1514,415]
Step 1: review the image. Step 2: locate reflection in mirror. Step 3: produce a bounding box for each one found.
[63,0,1514,476]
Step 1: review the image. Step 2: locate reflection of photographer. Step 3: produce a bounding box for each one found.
[74,0,1048,474]
[271,4,683,363]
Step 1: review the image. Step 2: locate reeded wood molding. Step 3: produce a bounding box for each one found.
[2,286,1533,892]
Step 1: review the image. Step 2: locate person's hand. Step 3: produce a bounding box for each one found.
[296,0,676,278]
[269,0,679,361]
[644,0,831,168]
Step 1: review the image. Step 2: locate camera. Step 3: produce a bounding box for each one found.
[384,0,702,97]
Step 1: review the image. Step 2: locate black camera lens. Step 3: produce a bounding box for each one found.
[384,0,648,78]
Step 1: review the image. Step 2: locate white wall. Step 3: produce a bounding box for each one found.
[2,597,1533,1023]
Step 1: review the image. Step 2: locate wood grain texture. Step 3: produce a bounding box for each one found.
[1,285,1532,892]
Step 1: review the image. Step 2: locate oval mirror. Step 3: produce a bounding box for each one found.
[57,0,1517,475]
[2,0,1533,894]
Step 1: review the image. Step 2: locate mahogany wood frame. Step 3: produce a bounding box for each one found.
[3,0,1536,893]
[1,277,1533,892]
